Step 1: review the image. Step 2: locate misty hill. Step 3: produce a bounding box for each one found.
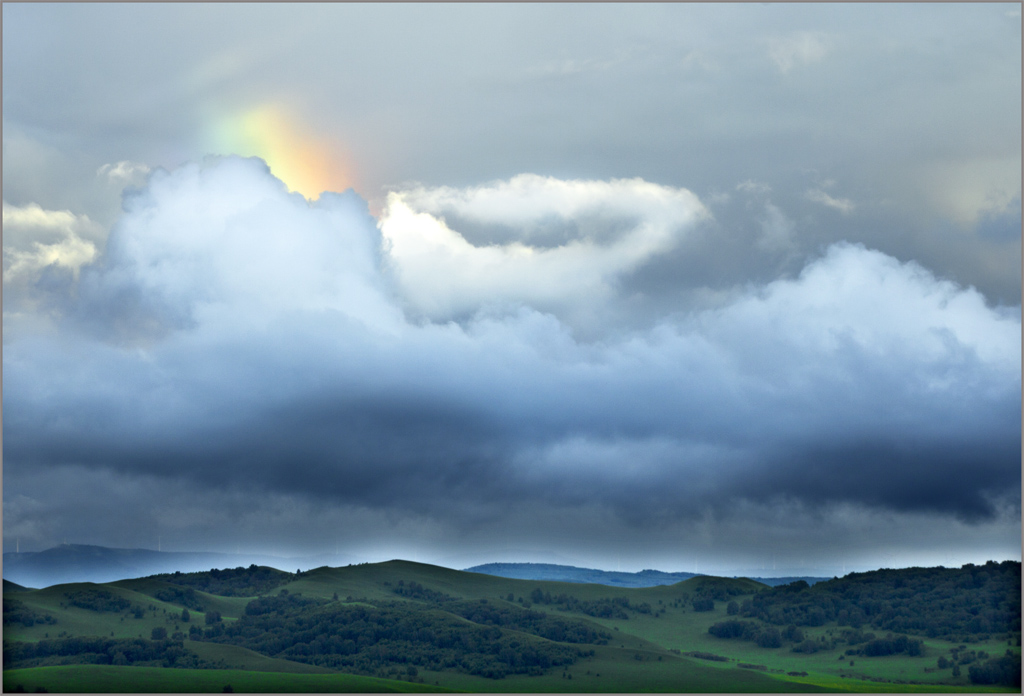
[2,544,353,589]
[465,562,828,588]
[464,562,697,587]
[739,575,831,587]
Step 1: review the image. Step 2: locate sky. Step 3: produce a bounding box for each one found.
[2,3,1021,577]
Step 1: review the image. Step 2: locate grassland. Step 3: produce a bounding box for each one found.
[3,560,1019,692]
[1,665,451,693]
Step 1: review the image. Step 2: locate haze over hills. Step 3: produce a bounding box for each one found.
[1,544,356,589]
[464,563,829,588]
[5,543,838,591]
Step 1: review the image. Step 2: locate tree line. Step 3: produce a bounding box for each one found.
[62,589,130,613]
[146,565,293,597]
[526,587,653,619]
[2,636,215,670]
[3,599,58,628]
[737,561,1020,640]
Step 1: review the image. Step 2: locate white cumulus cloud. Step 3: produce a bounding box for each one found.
[379,174,709,325]
[2,201,100,282]
[82,156,402,335]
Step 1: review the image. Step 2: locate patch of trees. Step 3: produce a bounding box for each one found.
[688,581,748,612]
[392,580,456,603]
[2,636,212,670]
[193,597,588,679]
[850,633,923,657]
[243,592,325,616]
[3,599,57,628]
[690,579,749,601]
[791,639,825,654]
[446,599,611,645]
[738,561,1020,640]
[708,618,922,657]
[838,628,871,645]
[684,651,729,662]
[947,645,988,666]
[147,565,292,597]
[707,620,783,648]
[151,585,205,611]
[691,597,715,612]
[968,651,1021,688]
[63,589,130,613]
[526,588,652,619]
[708,619,755,640]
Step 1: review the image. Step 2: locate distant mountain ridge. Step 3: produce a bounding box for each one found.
[465,562,828,587]
[2,544,353,589]
[3,544,833,590]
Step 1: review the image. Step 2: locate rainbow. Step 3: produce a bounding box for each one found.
[206,105,354,200]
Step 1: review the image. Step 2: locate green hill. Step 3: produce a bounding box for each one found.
[4,579,33,593]
[3,560,1019,692]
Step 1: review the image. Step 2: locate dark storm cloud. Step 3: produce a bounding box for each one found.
[3,159,1018,556]
[743,440,1021,523]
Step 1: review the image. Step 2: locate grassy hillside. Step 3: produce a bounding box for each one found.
[3,560,1020,692]
[2,665,451,693]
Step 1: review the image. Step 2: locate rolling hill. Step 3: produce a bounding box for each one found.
[3,559,1019,693]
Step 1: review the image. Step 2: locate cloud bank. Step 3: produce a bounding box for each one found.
[3,157,1020,568]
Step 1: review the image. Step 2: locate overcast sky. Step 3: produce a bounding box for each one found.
[3,4,1020,576]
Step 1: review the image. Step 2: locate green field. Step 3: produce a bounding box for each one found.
[3,560,1019,692]
[2,665,451,693]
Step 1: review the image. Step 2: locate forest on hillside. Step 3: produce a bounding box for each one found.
[4,561,1021,689]
[737,561,1020,640]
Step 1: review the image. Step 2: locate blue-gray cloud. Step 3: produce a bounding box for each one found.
[3,157,1019,567]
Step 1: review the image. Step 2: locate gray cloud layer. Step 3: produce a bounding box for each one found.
[3,157,1019,570]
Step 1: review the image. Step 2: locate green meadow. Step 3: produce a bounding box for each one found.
[2,665,451,693]
[3,560,1019,692]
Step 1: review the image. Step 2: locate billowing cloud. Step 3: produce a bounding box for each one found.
[73,156,401,341]
[3,202,102,317]
[4,232,96,281]
[3,157,1019,566]
[379,175,708,327]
